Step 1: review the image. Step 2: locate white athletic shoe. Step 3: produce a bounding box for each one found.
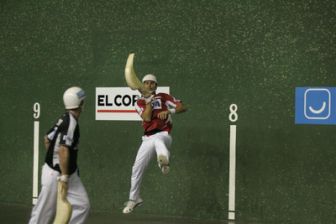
[122,198,143,214]
[158,155,170,175]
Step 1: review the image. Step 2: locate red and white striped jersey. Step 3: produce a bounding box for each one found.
[135,93,181,135]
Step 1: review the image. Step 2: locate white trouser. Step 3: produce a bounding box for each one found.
[129,131,172,201]
[28,164,90,224]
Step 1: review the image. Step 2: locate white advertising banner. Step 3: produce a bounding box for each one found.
[95,87,170,121]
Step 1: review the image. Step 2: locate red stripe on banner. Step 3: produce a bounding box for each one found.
[97,109,137,113]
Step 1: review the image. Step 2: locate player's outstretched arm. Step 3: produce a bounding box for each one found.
[175,102,187,114]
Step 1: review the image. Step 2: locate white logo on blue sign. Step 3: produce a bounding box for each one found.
[295,87,336,124]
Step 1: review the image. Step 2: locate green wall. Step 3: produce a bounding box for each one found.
[1,0,336,223]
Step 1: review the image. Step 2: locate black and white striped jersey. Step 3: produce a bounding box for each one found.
[45,112,80,175]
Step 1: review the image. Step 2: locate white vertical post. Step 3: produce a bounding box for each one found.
[32,103,41,205]
[228,104,238,220]
[228,125,236,220]
[33,121,39,205]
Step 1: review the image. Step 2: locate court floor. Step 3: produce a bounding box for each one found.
[1,203,237,224]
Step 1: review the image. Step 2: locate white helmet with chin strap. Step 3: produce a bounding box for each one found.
[63,86,86,109]
[142,74,157,83]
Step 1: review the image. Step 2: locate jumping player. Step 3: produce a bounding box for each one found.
[123,74,187,214]
[28,87,90,224]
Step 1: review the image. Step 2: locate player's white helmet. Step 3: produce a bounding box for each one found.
[142,74,157,83]
[63,86,86,109]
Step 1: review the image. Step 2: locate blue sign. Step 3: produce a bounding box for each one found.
[295,87,336,125]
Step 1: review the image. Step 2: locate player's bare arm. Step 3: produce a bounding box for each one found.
[141,99,153,122]
[58,145,70,176]
[44,135,50,150]
[58,144,70,193]
[58,145,70,188]
[176,102,187,113]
